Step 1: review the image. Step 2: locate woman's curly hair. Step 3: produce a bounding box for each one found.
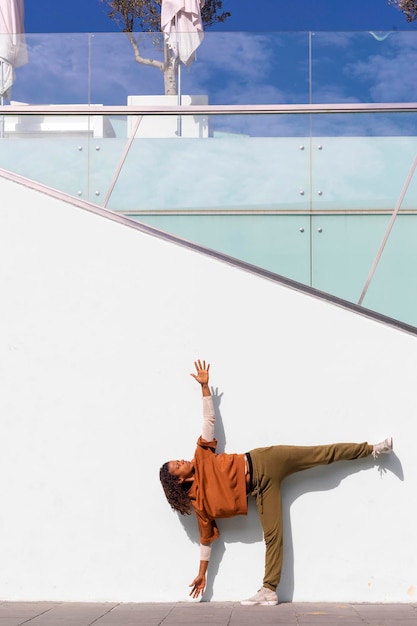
[159,462,192,515]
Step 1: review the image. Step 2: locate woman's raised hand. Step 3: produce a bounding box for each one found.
[190,359,210,386]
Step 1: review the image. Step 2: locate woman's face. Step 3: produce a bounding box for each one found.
[168,459,194,483]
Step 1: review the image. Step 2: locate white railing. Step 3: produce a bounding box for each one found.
[2,102,417,115]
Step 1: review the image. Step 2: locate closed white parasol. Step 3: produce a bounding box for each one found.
[0,0,27,102]
[161,0,205,67]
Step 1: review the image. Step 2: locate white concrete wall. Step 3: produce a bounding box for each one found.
[0,174,416,604]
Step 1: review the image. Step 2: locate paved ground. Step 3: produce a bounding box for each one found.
[0,602,416,626]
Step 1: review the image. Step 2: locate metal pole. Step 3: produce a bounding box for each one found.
[174,13,182,137]
[102,115,144,208]
[0,60,5,138]
[177,61,182,137]
[358,153,417,306]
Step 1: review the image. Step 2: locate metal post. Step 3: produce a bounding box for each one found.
[358,153,417,306]
[0,60,5,138]
[177,61,182,137]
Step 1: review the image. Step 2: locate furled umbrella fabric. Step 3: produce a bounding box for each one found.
[161,0,205,67]
[0,0,27,100]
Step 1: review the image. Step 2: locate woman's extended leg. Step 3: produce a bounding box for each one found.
[263,442,373,482]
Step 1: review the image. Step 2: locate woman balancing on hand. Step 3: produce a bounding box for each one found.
[159,360,393,606]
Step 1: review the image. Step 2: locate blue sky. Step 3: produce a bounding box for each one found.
[24,0,417,33]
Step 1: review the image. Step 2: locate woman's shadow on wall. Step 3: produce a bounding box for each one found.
[177,389,404,602]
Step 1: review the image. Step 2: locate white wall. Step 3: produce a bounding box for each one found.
[0,174,416,604]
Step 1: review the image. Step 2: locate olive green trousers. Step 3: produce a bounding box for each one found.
[249,442,373,591]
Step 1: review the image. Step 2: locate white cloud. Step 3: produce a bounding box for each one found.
[347,50,417,102]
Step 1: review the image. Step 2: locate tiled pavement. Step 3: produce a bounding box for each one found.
[0,601,416,626]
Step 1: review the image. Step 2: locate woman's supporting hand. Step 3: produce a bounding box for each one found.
[189,570,207,599]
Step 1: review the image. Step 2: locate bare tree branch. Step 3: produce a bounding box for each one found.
[125,31,164,70]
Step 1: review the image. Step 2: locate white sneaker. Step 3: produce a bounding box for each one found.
[372,436,393,459]
[241,587,278,606]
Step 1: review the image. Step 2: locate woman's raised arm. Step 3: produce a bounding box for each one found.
[191,360,215,440]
